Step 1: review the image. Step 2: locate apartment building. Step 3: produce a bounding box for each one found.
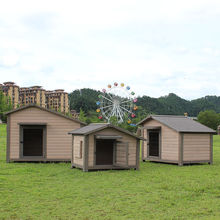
[46,89,69,113]
[19,86,46,108]
[0,82,19,108]
[0,82,69,113]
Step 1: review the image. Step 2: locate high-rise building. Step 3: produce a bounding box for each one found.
[19,86,46,108]
[0,82,19,108]
[0,82,69,113]
[45,89,69,113]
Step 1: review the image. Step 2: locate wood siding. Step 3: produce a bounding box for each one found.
[183,134,210,161]
[72,135,84,166]
[143,119,179,161]
[88,128,137,167]
[9,107,81,160]
[115,142,128,166]
[143,129,147,159]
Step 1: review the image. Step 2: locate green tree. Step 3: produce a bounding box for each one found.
[197,110,220,130]
[79,108,87,123]
[0,91,13,122]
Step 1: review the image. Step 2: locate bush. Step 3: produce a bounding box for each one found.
[197,110,220,130]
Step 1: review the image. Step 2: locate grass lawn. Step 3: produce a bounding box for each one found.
[0,124,220,220]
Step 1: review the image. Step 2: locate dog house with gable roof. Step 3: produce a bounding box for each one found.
[5,104,86,162]
[137,115,216,165]
[69,123,141,171]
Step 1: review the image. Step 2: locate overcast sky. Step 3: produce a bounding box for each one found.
[0,0,220,100]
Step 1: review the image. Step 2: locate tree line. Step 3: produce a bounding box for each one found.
[69,88,220,130]
[1,88,219,131]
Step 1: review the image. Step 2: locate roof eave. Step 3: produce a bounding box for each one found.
[5,104,86,125]
[69,123,142,139]
[136,115,153,126]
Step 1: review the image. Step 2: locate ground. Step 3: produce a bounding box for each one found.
[0,124,220,220]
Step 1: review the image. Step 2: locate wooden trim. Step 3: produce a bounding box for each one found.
[19,125,23,158]
[113,140,116,166]
[183,160,211,164]
[178,133,184,166]
[136,139,140,170]
[19,125,47,159]
[145,157,211,165]
[95,135,122,139]
[147,129,149,158]
[83,135,89,172]
[209,134,213,165]
[18,122,47,125]
[147,129,161,158]
[159,129,162,159]
[6,115,10,163]
[88,165,138,170]
[181,131,217,134]
[43,126,47,158]
[143,126,161,130]
[93,135,96,166]
[126,142,129,167]
[71,135,74,164]
[146,158,179,164]
[10,158,71,162]
[141,128,144,161]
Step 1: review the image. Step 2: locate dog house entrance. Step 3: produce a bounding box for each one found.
[148,130,160,157]
[96,139,114,165]
[20,125,46,157]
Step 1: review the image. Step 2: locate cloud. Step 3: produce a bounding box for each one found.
[22,13,56,31]
[0,0,220,100]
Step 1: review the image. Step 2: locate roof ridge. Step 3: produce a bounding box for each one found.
[89,123,109,125]
[152,115,186,118]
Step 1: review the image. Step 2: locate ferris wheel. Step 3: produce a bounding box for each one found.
[96,83,138,124]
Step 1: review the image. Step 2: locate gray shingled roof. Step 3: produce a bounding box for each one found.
[69,123,142,139]
[137,115,216,134]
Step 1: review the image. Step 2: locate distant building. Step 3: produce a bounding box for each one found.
[0,82,69,113]
[45,89,69,113]
[19,86,46,108]
[0,82,19,108]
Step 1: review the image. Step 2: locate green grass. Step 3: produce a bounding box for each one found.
[0,124,220,220]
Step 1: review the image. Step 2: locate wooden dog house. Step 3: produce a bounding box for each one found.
[6,105,86,162]
[137,115,216,165]
[69,123,141,171]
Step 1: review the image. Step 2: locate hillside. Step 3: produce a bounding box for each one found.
[69,89,220,116]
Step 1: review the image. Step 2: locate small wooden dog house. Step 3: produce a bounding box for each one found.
[69,123,141,171]
[6,105,86,162]
[137,115,216,165]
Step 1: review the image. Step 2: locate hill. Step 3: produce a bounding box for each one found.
[69,89,220,116]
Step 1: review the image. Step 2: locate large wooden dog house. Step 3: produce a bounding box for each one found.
[69,123,141,171]
[137,115,216,165]
[6,105,86,162]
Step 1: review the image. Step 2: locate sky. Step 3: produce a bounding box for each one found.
[0,0,220,100]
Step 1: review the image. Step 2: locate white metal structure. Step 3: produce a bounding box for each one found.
[96,83,137,123]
